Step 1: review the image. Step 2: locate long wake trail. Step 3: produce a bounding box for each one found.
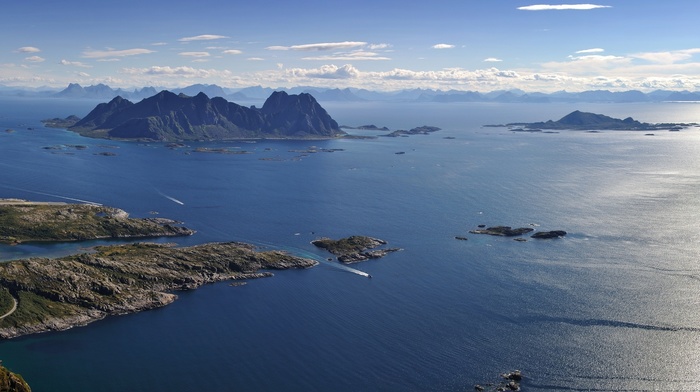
[0,185,102,206]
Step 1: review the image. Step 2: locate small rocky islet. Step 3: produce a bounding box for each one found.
[311,235,401,263]
[458,225,566,241]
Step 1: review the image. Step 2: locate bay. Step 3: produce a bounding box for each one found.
[1,97,700,391]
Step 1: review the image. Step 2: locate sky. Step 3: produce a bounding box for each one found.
[3,0,700,92]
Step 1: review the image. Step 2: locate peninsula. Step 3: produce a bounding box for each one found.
[44,90,344,141]
[494,110,690,131]
[0,199,193,244]
[0,241,317,339]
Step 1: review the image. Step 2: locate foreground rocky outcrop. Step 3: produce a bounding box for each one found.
[0,200,194,244]
[52,90,344,141]
[0,364,31,392]
[312,236,401,263]
[0,242,317,339]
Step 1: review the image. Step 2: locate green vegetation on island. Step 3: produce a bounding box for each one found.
[0,200,194,244]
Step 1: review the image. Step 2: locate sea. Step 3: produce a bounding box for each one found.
[1,96,700,391]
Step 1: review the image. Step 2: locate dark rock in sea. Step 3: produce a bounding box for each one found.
[469,226,534,237]
[473,370,523,392]
[455,236,469,241]
[65,91,344,141]
[530,230,567,239]
[383,125,441,137]
[358,124,390,131]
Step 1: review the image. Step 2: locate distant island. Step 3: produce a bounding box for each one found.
[491,110,692,131]
[44,90,344,142]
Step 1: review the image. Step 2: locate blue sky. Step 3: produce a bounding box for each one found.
[3,0,700,92]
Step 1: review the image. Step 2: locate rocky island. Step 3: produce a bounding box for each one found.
[0,199,193,244]
[468,225,566,240]
[44,90,344,142]
[312,235,401,263]
[493,110,691,131]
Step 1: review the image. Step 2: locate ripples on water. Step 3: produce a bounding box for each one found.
[1,98,700,391]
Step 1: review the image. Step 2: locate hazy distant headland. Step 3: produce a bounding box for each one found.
[489,110,695,131]
[44,90,345,142]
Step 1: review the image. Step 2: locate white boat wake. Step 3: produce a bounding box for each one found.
[154,188,185,205]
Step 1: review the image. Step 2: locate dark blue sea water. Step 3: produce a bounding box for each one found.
[1,96,700,391]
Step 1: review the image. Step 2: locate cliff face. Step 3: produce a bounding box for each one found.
[70,90,343,141]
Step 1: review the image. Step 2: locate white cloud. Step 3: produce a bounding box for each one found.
[222,49,243,55]
[60,59,92,68]
[432,44,455,49]
[266,41,367,51]
[484,58,503,62]
[576,48,605,54]
[368,43,392,50]
[121,66,233,79]
[17,46,40,53]
[151,42,168,46]
[286,64,361,79]
[77,71,90,78]
[631,48,700,64]
[518,4,611,11]
[83,48,155,58]
[247,57,265,61]
[179,51,211,58]
[179,34,229,42]
[302,51,390,61]
[24,56,45,63]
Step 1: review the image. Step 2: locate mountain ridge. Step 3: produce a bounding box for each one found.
[68,90,343,141]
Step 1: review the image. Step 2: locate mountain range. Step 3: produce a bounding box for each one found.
[4,83,700,104]
[66,90,343,141]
